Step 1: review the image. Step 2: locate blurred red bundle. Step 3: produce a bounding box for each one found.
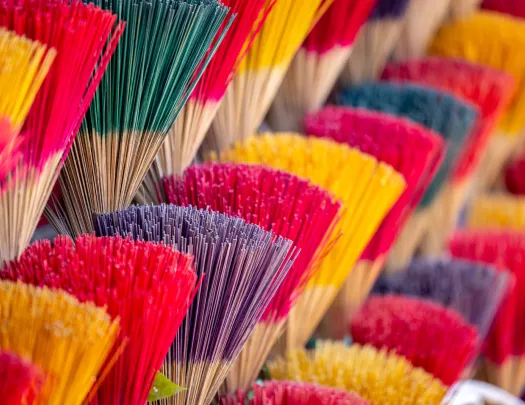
[351,294,479,386]
[266,0,376,131]
[0,351,45,405]
[1,235,197,405]
[449,230,525,395]
[304,106,444,336]
[217,381,369,405]
[163,162,341,390]
[505,152,525,195]
[0,0,123,264]
[483,0,525,17]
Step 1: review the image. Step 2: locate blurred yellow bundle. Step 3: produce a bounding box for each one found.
[211,133,406,350]
[0,280,120,405]
[467,194,525,229]
[203,0,333,152]
[268,341,448,405]
[430,11,525,190]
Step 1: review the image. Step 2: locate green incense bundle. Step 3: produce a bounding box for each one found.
[46,0,233,237]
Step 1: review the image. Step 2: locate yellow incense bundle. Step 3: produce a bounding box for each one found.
[467,194,525,229]
[210,133,406,351]
[430,11,525,191]
[268,341,448,405]
[204,0,333,152]
[0,280,120,405]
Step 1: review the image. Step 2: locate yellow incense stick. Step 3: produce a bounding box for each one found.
[0,280,120,405]
[210,133,406,349]
[467,193,525,229]
[268,341,447,405]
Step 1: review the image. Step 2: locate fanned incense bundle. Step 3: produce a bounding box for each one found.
[340,0,412,85]
[216,381,369,405]
[337,82,478,267]
[162,163,341,391]
[0,0,122,265]
[140,0,273,201]
[0,351,44,405]
[93,205,295,405]
[203,0,333,152]
[0,29,55,186]
[449,230,525,395]
[382,58,514,254]
[392,0,452,60]
[268,341,448,405]
[448,0,482,19]
[482,0,525,17]
[304,106,443,337]
[1,235,197,405]
[266,0,376,132]
[505,153,525,195]
[210,133,406,350]
[374,258,509,338]
[467,194,525,229]
[0,280,120,405]
[46,0,232,237]
[351,295,479,386]
[430,12,525,191]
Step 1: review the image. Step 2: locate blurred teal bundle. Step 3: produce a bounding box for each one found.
[337,82,479,208]
[46,0,233,237]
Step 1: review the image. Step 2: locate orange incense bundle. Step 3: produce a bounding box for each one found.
[217,381,369,405]
[266,0,376,132]
[1,235,197,405]
[382,58,514,254]
[351,295,479,387]
[0,351,44,405]
[449,230,525,395]
[0,0,123,265]
[140,0,274,203]
[304,106,443,336]
[163,163,341,390]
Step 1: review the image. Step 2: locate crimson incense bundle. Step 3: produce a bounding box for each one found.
[351,295,479,386]
[449,230,525,395]
[304,106,444,337]
[482,0,525,17]
[1,235,197,405]
[266,0,376,132]
[0,351,44,405]
[94,205,295,404]
[162,163,341,390]
[505,153,525,195]
[216,381,369,405]
[382,58,514,254]
[0,0,123,264]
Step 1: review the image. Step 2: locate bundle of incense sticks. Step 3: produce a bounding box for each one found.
[0,280,120,405]
[0,28,55,187]
[0,0,123,265]
[46,0,232,237]
[448,0,482,19]
[161,163,341,391]
[351,295,479,387]
[382,58,514,254]
[374,258,509,338]
[505,152,525,195]
[430,11,525,192]
[339,0,412,85]
[139,0,273,203]
[266,0,376,132]
[449,230,525,395]
[2,235,197,405]
[93,205,295,404]
[268,341,448,405]
[0,351,44,405]
[203,0,333,153]
[467,194,525,229]
[482,0,525,17]
[336,82,478,267]
[216,381,369,405]
[392,0,453,60]
[210,133,406,351]
[304,106,443,337]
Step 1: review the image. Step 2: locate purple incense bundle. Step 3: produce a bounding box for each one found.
[374,258,509,339]
[94,204,295,405]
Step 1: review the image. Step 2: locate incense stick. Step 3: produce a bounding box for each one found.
[0,351,44,405]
